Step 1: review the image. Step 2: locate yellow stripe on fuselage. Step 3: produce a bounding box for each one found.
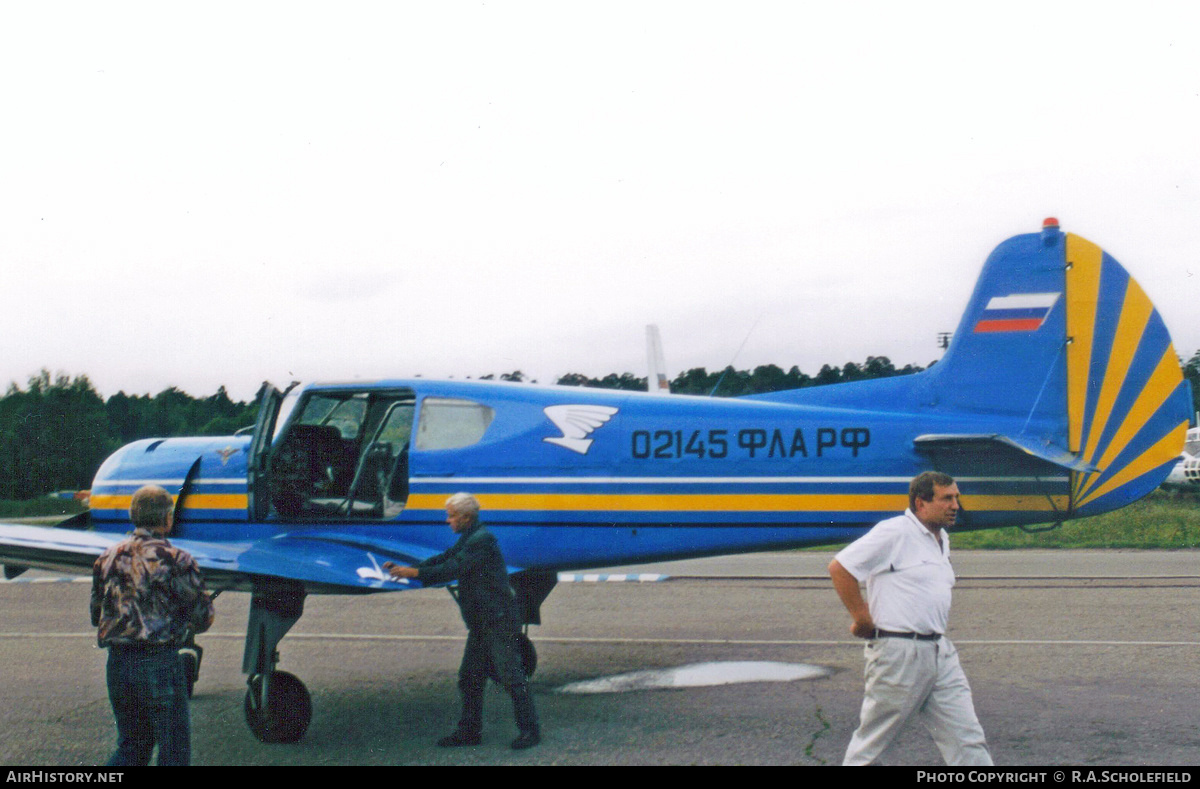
[89,491,1069,516]
[406,493,1068,513]
[90,494,248,511]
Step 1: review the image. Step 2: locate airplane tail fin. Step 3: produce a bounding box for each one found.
[927,219,1191,515]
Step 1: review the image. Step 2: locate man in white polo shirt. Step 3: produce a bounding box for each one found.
[829,471,992,766]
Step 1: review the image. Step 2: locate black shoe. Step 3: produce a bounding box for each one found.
[511,731,540,750]
[437,731,481,747]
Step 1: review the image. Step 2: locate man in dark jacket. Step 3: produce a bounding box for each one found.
[385,493,540,750]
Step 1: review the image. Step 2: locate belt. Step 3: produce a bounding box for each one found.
[872,629,941,641]
[107,642,179,653]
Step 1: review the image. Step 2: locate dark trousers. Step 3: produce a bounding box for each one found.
[105,645,191,766]
[456,626,537,735]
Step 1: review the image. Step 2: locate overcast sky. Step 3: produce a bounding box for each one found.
[2,2,1197,403]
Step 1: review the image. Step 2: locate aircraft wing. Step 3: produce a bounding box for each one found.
[0,523,121,578]
[0,522,470,594]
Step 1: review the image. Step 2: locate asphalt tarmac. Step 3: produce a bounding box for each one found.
[2,550,1198,766]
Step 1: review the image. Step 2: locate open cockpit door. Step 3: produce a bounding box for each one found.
[247,381,295,522]
[339,396,415,518]
[263,387,417,520]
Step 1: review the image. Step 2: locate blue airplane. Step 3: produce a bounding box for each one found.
[0,219,1191,743]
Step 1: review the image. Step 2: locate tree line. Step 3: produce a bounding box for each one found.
[550,356,928,396]
[3,350,1199,500]
[0,371,257,500]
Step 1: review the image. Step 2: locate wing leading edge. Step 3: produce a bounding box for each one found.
[0,523,478,594]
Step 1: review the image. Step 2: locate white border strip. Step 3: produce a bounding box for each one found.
[412,476,1068,485]
[93,475,1069,488]
[3,632,1197,648]
[557,573,670,583]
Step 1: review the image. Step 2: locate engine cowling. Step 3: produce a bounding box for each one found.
[89,436,253,524]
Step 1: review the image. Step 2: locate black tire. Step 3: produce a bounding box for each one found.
[487,632,538,682]
[244,671,312,743]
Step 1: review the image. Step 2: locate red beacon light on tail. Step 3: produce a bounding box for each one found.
[1042,216,1061,245]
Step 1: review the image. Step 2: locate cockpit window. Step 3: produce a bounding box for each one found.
[298,394,369,439]
[415,397,495,450]
[377,401,415,447]
[268,389,415,520]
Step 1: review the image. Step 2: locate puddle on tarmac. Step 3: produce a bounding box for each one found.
[556,661,833,694]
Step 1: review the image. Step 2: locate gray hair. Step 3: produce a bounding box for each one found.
[445,492,481,521]
[130,485,174,531]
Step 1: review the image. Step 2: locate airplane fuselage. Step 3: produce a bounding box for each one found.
[85,378,1073,578]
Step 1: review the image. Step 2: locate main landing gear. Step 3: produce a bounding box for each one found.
[235,571,553,743]
[244,670,312,743]
[484,629,538,683]
[242,582,312,743]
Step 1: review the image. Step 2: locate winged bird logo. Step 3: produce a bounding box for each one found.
[543,405,619,455]
[356,553,409,586]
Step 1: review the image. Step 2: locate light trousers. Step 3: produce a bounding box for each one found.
[844,636,992,766]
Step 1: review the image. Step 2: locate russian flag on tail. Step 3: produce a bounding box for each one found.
[973,292,1060,333]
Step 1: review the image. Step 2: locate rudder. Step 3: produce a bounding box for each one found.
[930,220,1189,516]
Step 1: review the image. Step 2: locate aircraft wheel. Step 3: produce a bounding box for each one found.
[244,671,312,743]
[179,647,201,698]
[486,632,538,683]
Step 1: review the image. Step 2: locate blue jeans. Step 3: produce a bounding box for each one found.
[105,645,191,766]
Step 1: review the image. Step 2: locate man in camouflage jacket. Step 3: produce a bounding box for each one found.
[91,485,215,766]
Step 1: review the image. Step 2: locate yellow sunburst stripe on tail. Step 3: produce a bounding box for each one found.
[1067,236,1103,503]
[1075,421,1190,509]
[1066,234,1103,475]
[1075,346,1184,505]
[1078,278,1154,474]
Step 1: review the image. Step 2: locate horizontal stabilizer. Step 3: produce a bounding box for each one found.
[914,434,1099,473]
